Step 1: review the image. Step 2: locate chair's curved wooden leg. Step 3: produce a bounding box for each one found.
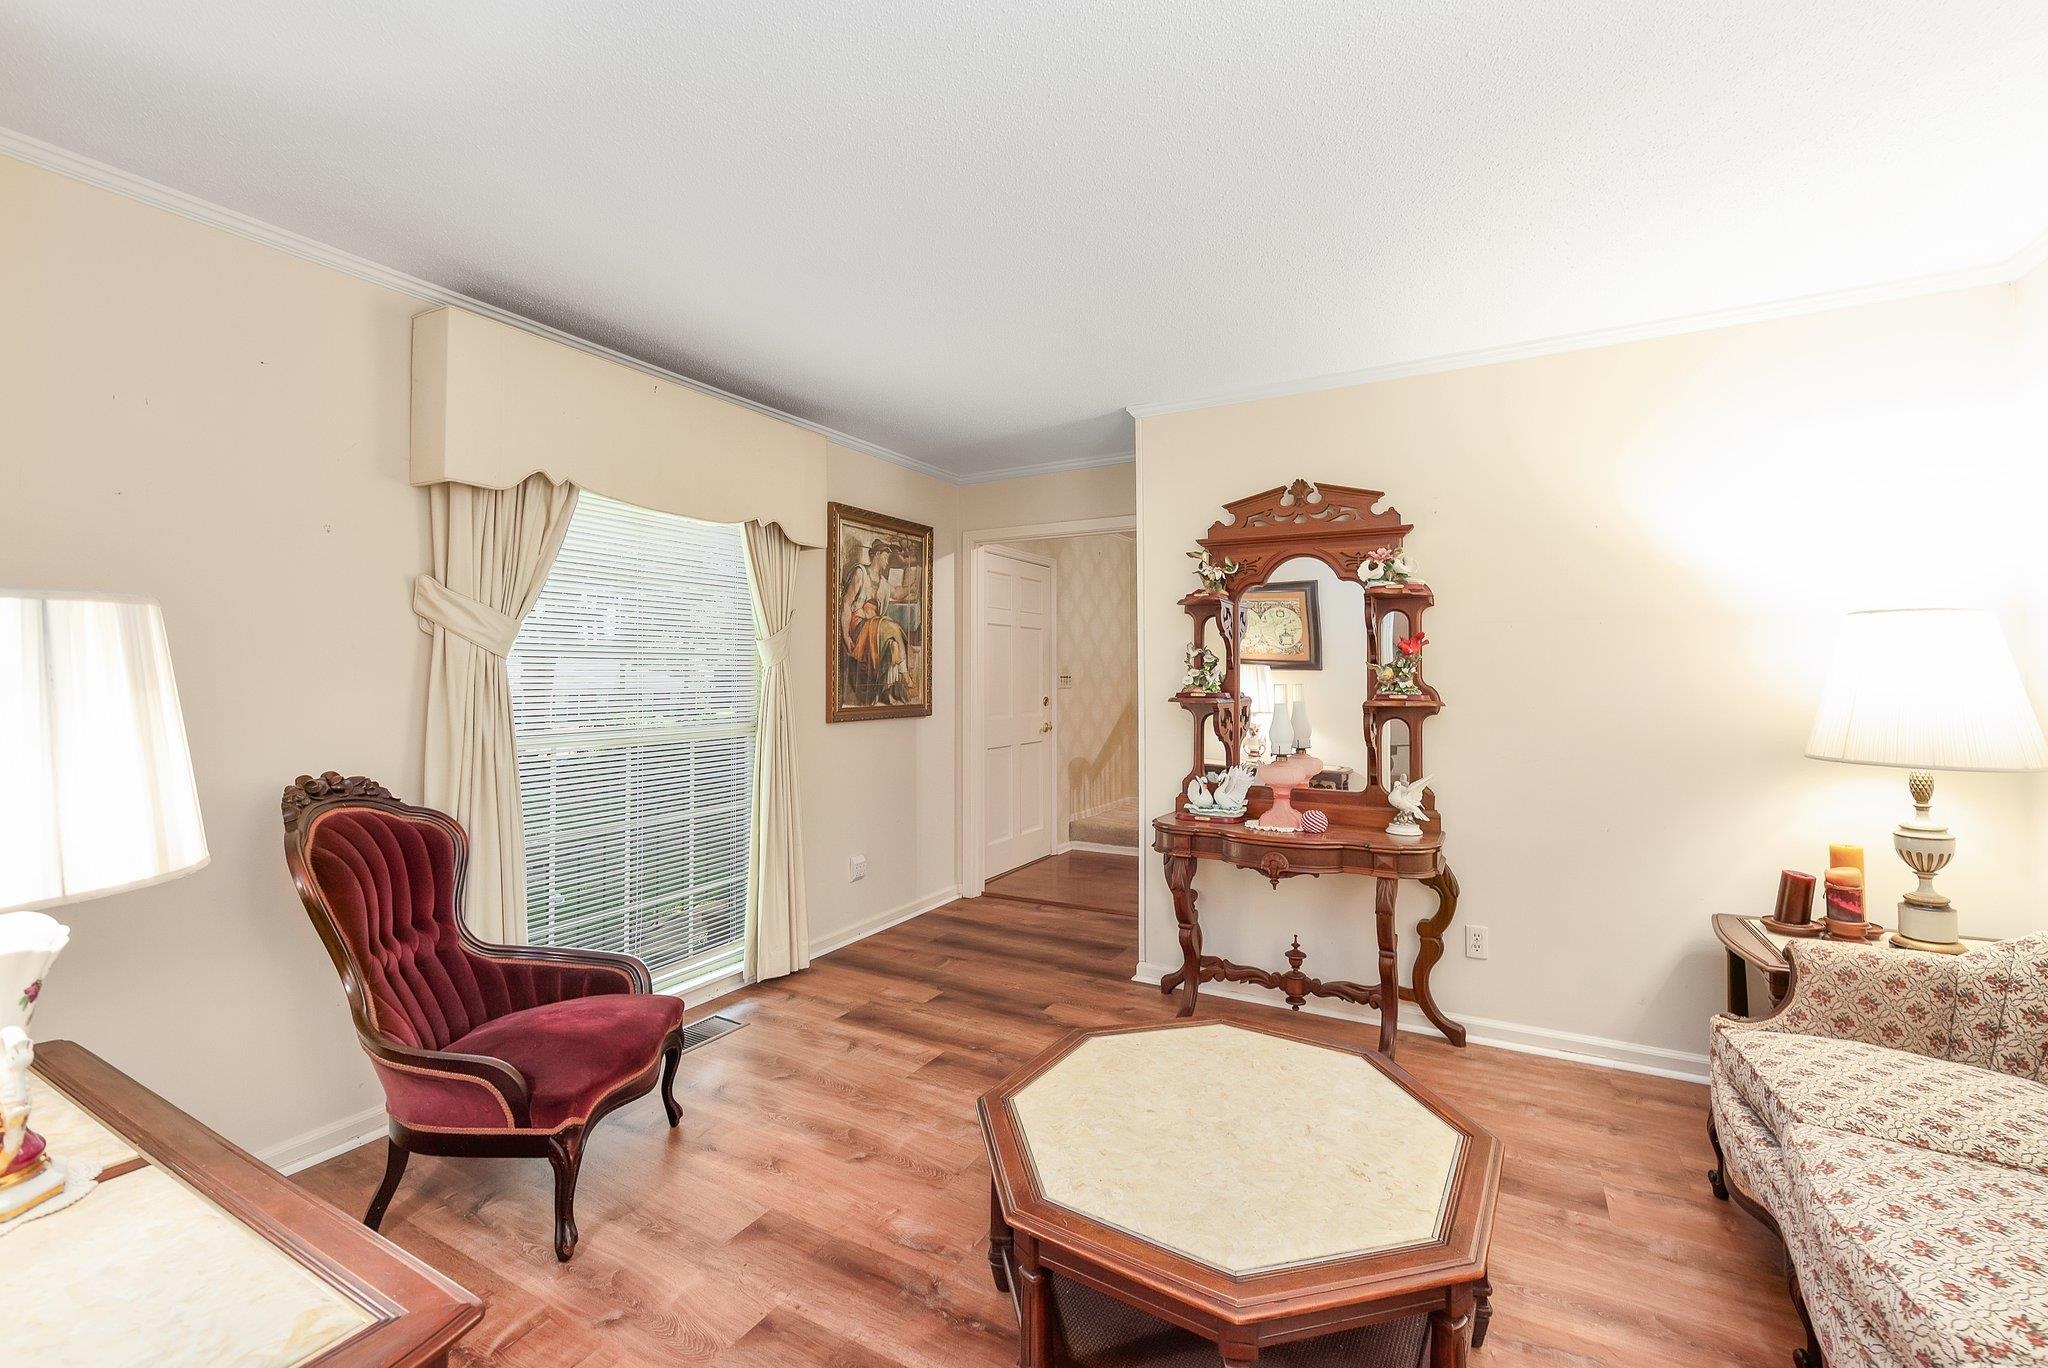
[547,1128,587,1261]
[661,1040,683,1128]
[363,1137,408,1231]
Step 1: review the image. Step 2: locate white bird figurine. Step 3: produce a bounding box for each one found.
[1186,764,1256,817]
[1386,775,1433,836]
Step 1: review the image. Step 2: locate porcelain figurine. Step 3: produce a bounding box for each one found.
[0,911,72,1222]
[1186,550,1242,593]
[1185,764,1255,819]
[1386,775,1434,837]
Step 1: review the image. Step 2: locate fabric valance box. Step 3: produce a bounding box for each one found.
[409,305,827,548]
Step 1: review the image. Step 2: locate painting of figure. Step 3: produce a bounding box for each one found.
[827,502,934,721]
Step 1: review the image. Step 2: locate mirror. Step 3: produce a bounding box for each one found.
[1375,609,1410,666]
[1235,556,1367,784]
[1379,717,1413,789]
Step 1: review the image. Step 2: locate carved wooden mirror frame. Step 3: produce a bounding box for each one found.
[1175,479,1442,817]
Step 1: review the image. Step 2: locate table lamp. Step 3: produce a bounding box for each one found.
[0,591,208,1221]
[1804,608,2047,952]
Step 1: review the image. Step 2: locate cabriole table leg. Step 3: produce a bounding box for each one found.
[1374,875,1399,1056]
[1413,865,1469,1047]
[1160,853,1203,1017]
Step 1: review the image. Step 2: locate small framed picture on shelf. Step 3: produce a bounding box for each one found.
[1238,581,1321,670]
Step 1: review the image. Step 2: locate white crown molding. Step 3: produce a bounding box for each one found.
[0,125,966,485]
[1127,222,2048,421]
[954,450,1135,486]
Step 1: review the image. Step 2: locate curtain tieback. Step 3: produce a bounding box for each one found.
[757,624,793,670]
[413,576,524,658]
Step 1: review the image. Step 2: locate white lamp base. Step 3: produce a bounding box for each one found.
[1888,772,1963,953]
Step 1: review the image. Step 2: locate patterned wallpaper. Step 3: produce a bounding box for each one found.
[1024,533,1137,828]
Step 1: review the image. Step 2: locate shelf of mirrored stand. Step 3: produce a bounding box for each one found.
[1365,582,1433,596]
[1366,692,1441,710]
[1172,691,1241,706]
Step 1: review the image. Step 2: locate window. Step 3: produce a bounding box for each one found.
[508,492,757,987]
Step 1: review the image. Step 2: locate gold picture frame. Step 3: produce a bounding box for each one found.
[1238,580,1321,670]
[827,502,934,721]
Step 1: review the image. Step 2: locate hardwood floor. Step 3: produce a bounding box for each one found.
[983,850,1140,915]
[298,868,1800,1367]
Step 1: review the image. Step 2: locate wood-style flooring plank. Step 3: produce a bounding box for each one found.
[297,854,1801,1365]
[982,850,1141,914]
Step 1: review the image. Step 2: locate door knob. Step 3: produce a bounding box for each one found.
[1039,721,1053,733]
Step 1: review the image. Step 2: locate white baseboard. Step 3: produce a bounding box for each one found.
[811,885,961,958]
[1132,961,1709,1084]
[1057,840,1141,857]
[261,1105,389,1176]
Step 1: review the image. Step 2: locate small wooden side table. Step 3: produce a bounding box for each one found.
[1711,914,1995,1018]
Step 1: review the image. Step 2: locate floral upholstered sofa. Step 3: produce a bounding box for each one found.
[1708,933,2048,1367]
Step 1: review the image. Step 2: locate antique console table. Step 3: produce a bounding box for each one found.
[1154,481,1466,1057]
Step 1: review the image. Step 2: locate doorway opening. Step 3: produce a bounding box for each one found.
[962,516,1138,916]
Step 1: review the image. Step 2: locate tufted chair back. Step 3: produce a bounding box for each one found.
[282,774,592,1051]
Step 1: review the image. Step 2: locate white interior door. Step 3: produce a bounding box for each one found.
[978,545,1056,877]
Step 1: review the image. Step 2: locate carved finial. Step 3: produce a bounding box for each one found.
[281,772,395,826]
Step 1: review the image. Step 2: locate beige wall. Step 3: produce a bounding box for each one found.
[800,448,964,949]
[0,152,1130,1161]
[1137,263,2048,1073]
[2,152,425,1158]
[957,462,1135,532]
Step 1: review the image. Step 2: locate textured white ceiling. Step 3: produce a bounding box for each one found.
[5,2,2047,480]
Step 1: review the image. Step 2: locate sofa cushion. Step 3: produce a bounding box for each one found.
[449,992,685,1130]
[1715,1028,2048,1176]
[1979,940,2048,1082]
[1781,1124,2048,1365]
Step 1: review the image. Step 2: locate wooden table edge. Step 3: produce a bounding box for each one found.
[32,1040,483,1368]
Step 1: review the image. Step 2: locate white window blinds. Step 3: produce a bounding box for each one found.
[508,492,758,985]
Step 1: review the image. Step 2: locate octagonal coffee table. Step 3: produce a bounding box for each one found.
[979,1021,1500,1367]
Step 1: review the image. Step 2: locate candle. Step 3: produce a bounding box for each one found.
[1772,870,1817,927]
[1824,865,1865,940]
[1828,843,1864,887]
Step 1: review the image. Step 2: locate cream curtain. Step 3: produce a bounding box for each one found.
[414,474,580,943]
[742,520,809,981]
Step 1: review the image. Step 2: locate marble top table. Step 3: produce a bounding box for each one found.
[979,1021,1500,1366]
[13,1042,481,1367]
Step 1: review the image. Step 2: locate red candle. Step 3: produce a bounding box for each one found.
[1824,866,1865,940]
[1772,870,1816,926]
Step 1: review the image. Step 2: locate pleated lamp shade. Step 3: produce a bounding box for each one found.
[1805,609,2048,773]
[0,591,209,912]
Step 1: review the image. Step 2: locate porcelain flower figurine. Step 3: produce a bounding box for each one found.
[1181,644,1224,695]
[1,911,72,1219]
[1386,775,1434,837]
[1186,549,1241,593]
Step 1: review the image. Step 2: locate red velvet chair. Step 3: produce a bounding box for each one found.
[281,772,686,1261]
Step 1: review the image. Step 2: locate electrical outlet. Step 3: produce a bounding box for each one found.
[849,855,868,882]
[1464,925,1489,960]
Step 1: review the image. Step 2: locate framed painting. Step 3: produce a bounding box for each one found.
[827,502,934,721]
[1238,580,1321,670]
